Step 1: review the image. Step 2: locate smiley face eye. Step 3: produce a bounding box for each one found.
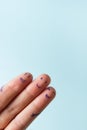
[45,81,48,84]
[24,73,28,75]
[40,77,43,80]
[47,87,51,91]
[53,91,56,95]
[40,77,48,84]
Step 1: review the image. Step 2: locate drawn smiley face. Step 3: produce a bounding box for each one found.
[36,77,48,89]
[45,87,56,99]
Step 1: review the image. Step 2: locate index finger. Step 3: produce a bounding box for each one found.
[0,72,33,112]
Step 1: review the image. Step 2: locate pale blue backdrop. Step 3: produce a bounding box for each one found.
[0,0,87,130]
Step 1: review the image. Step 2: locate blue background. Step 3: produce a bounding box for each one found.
[0,0,87,130]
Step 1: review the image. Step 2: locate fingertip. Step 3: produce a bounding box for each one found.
[39,74,51,84]
[47,86,56,98]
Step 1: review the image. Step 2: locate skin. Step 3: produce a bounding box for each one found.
[0,72,56,130]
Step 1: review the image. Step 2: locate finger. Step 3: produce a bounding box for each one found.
[5,87,56,130]
[0,74,51,129]
[0,72,33,112]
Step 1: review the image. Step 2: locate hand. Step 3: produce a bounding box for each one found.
[0,72,56,130]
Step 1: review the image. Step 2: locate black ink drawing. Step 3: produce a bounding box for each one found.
[45,81,48,84]
[40,77,43,80]
[47,87,51,91]
[45,94,51,99]
[24,73,31,78]
[36,83,42,88]
[31,113,40,117]
[24,73,28,75]
[20,77,26,83]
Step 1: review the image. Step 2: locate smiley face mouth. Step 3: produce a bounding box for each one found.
[36,83,42,89]
[45,94,51,99]
[20,77,26,83]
